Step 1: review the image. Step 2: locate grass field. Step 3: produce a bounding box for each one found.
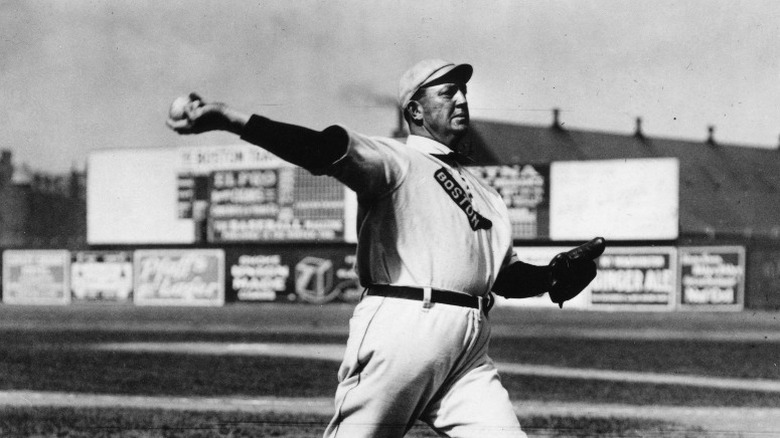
[1,407,711,437]
[0,304,778,437]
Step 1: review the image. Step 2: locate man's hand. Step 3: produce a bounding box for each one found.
[548,237,606,308]
[166,93,248,135]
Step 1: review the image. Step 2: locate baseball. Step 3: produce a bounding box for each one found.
[168,95,192,121]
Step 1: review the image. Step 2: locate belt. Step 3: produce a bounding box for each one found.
[366,285,494,315]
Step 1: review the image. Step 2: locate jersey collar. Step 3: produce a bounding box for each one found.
[405,135,453,156]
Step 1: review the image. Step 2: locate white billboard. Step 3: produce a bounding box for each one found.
[71,251,134,303]
[590,246,678,311]
[2,250,71,305]
[88,145,358,245]
[134,249,225,307]
[87,148,195,245]
[550,158,679,240]
[678,246,745,311]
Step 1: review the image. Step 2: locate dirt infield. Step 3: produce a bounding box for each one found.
[2,390,779,437]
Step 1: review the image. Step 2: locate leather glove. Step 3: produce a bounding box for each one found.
[548,237,606,308]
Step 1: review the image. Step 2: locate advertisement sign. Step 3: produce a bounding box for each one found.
[494,246,590,309]
[88,148,195,245]
[176,145,283,221]
[472,165,550,240]
[177,144,282,173]
[227,252,290,302]
[550,158,679,241]
[89,144,351,245]
[2,250,70,305]
[589,247,677,311]
[70,251,133,303]
[134,249,225,306]
[208,168,346,242]
[679,246,745,311]
[225,245,361,304]
[293,249,362,304]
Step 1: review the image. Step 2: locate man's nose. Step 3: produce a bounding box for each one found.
[454,90,468,106]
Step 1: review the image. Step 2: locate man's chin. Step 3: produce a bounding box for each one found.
[451,122,469,133]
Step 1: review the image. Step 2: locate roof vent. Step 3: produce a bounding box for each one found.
[634,117,645,139]
[551,108,564,130]
[706,125,717,146]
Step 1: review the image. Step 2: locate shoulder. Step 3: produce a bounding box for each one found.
[323,126,416,198]
[337,125,408,154]
[332,125,422,170]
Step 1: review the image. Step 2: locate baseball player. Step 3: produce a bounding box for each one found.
[168,59,603,438]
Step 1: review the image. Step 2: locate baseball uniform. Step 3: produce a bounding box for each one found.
[320,129,526,437]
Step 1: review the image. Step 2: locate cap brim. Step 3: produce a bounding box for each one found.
[421,63,473,88]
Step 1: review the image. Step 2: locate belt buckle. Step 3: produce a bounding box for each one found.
[422,287,433,309]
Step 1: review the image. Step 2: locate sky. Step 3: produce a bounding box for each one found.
[2,0,779,174]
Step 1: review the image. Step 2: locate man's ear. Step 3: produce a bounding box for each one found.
[407,101,424,124]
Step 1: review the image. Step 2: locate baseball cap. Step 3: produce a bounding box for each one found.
[398,59,473,110]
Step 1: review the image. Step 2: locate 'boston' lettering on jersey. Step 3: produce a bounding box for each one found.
[434,168,492,231]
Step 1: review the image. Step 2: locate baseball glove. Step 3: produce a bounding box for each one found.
[548,237,606,308]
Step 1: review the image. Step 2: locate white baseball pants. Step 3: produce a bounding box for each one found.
[324,295,526,438]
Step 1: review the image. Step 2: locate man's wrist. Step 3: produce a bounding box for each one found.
[222,106,251,135]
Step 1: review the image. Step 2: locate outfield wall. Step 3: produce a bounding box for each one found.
[0,244,770,311]
[51,148,775,310]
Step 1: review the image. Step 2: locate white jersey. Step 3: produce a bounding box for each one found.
[325,129,513,297]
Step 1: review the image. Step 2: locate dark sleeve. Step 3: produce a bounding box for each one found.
[240,115,348,173]
[491,260,551,299]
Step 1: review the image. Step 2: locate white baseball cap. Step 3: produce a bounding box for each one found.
[398,59,473,110]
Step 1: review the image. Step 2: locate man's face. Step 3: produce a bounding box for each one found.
[417,82,469,146]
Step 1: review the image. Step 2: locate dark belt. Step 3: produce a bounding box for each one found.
[366,285,494,314]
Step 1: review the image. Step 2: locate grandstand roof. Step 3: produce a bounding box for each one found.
[466,119,780,240]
